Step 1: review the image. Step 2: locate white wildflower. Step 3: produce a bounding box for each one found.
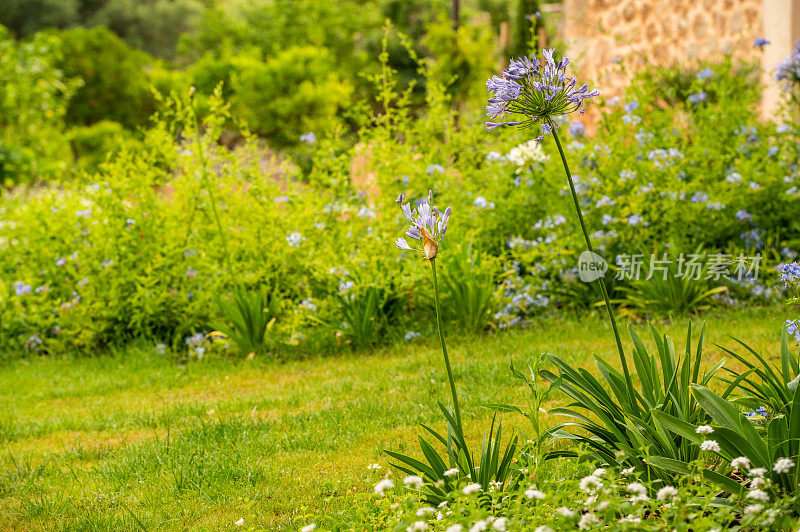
[592,468,607,477]
[534,527,554,532]
[749,477,767,489]
[773,457,795,474]
[446,526,464,532]
[579,475,603,492]
[627,482,649,503]
[621,467,635,476]
[493,517,508,531]
[748,467,768,478]
[408,521,428,532]
[619,515,641,523]
[525,488,545,500]
[731,457,751,470]
[596,501,609,511]
[463,483,482,495]
[747,489,770,502]
[506,139,549,168]
[444,468,460,477]
[744,504,764,515]
[656,486,679,501]
[470,520,488,532]
[695,425,714,434]
[301,525,317,532]
[367,463,382,470]
[374,478,394,495]
[404,475,424,489]
[416,507,436,517]
[234,518,244,527]
[556,507,576,517]
[700,440,721,452]
[578,513,599,530]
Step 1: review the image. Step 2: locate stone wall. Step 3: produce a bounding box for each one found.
[561,0,765,100]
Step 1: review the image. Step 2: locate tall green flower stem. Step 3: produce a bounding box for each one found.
[431,257,464,435]
[548,118,637,411]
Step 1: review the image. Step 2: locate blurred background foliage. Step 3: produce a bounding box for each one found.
[2,0,800,360]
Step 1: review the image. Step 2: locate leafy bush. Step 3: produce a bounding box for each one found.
[541,323,723,482]
[214,287,280,357]
[231,46,353,146]
[0,26,77,185]
[55,26,157,129]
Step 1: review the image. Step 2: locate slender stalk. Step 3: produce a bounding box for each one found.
[431,258,464,435]
[548,119,637,410]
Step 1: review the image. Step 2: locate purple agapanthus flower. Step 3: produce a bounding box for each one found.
[395,191,451,260]
[485,49,599,141]
[754,37,771,48]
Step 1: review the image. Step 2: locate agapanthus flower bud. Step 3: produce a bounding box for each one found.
[485,49,599,141]
[394,193,451,261]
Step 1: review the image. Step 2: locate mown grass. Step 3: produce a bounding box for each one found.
[0,305,790,530]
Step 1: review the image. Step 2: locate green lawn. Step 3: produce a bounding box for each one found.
[0,305,790,530]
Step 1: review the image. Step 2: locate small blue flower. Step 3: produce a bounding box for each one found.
[404,331,421,341]
[687,92,707,105]
[286,232,305,247]
[13,281,32,296]
[690,191,708,203]
[696,68,714,80]
[780,262,800,283]
[736,209,752,221]
[768,146,779,157]
[754,37,771,48]
[624,101,639,113]
[426,164,445,175]
[627,214,643,226]
[568,120,586,138]
[300,132,317,145]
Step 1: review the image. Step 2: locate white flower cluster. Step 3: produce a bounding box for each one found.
[506,140,550,169]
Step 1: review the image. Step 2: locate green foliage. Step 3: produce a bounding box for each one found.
[65,120,139,171]
[0,0,79,36]
[511,0,539,56]
[653,327,800,496]
[55,26,157,128]
[439,245,496,332]
[541,323,723,482]
[214,287,280,357]
[422,15,499,103]
[231,46,353,146]
[386,405,518,505]
[616,249,729,319]
[0,0,201,58]
[0,26,78,185]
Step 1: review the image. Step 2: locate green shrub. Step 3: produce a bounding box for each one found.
[66,120,139,172]
[0,26,77,185]
[231,46,353,146]
[55,26,157,129]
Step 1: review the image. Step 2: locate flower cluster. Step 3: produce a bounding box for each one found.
[486,49,599,140]
[395,192,451,260]
[775,40,800,89]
